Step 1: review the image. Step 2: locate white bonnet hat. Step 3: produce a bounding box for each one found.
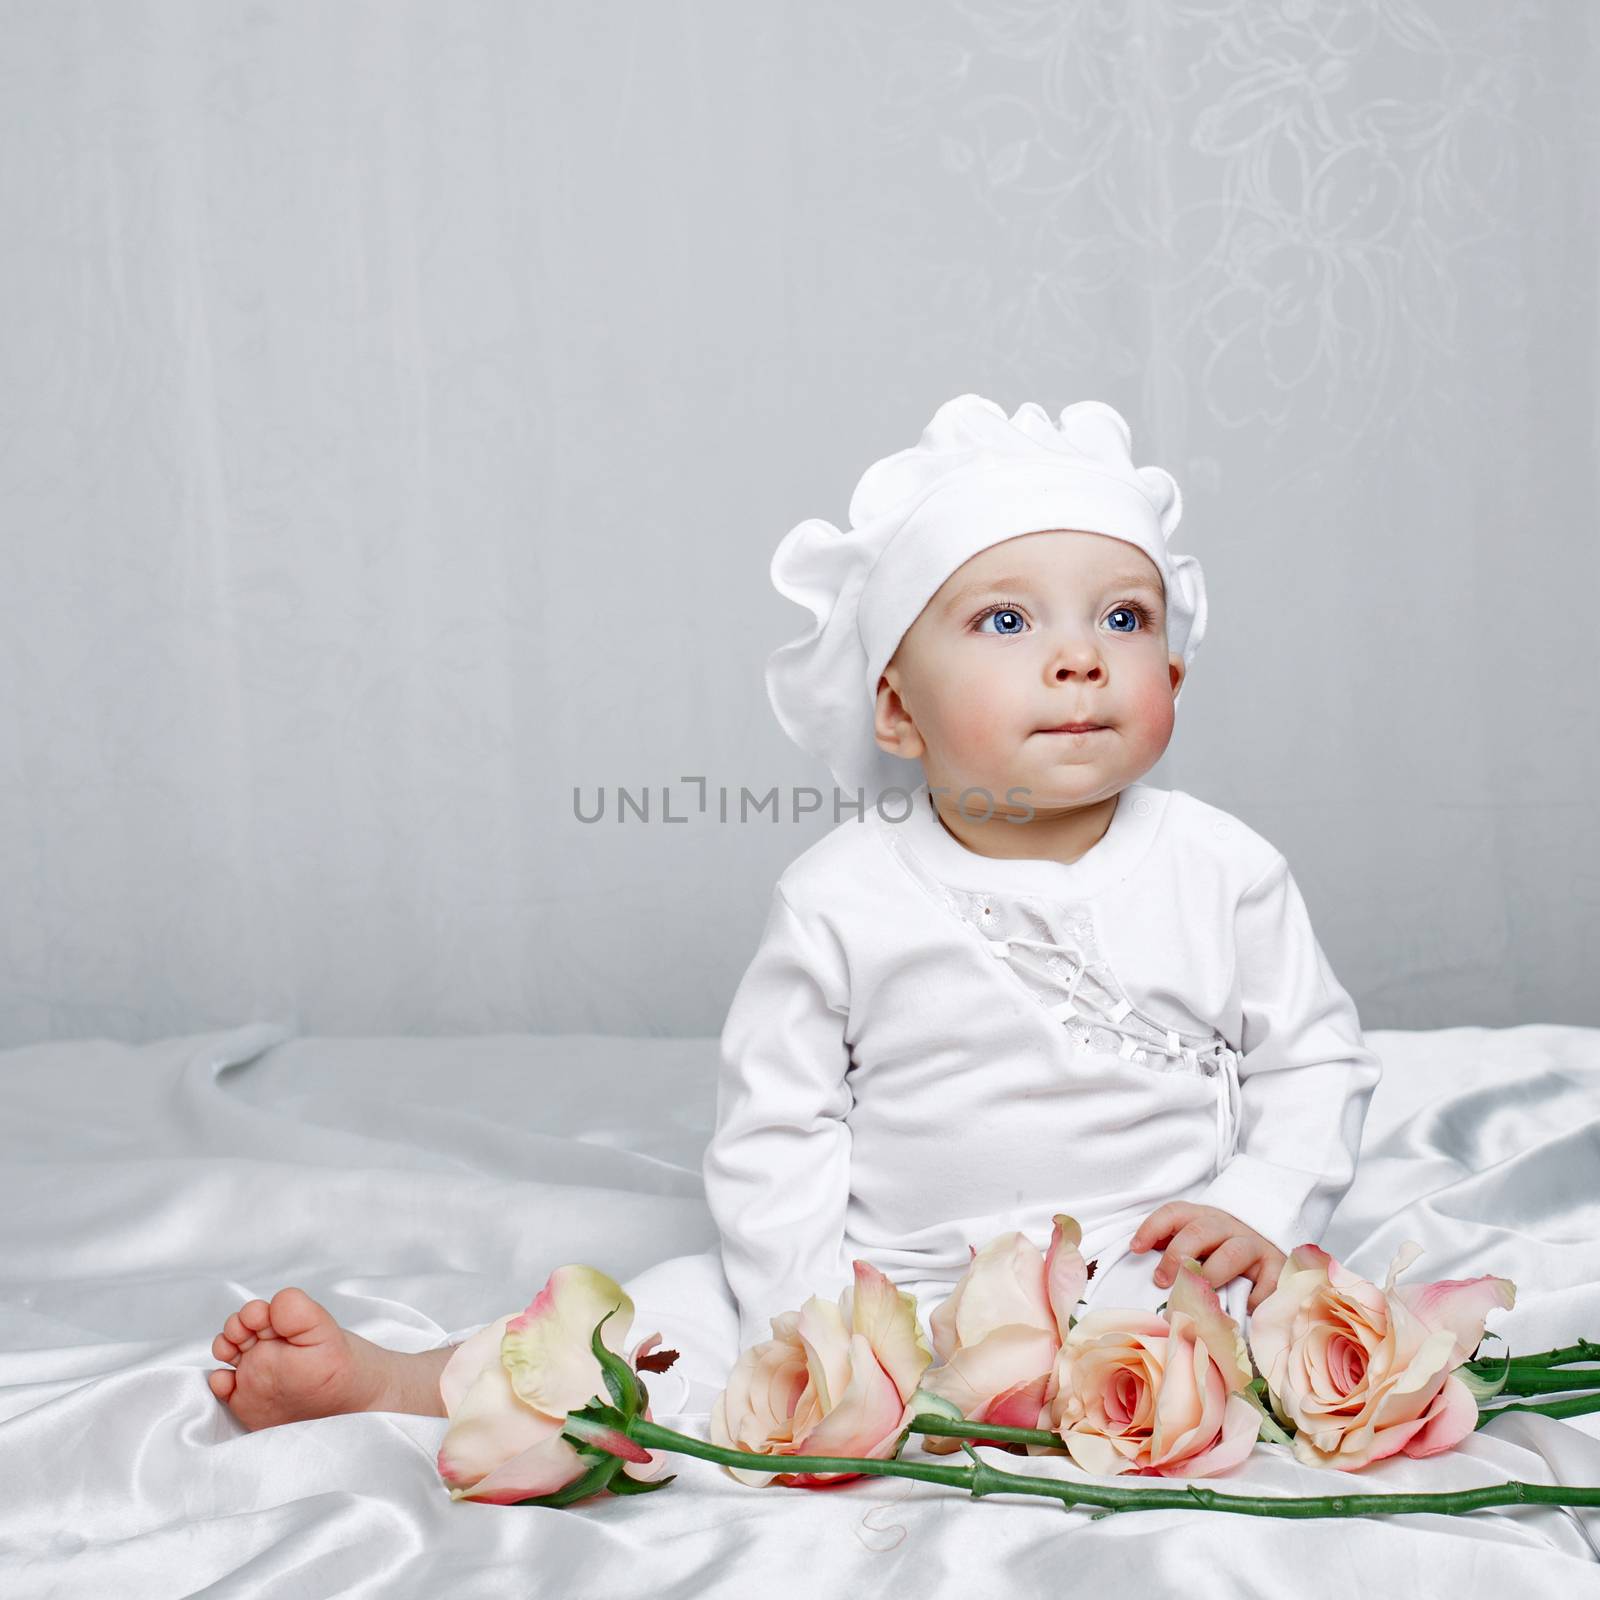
[765,393,1208,800]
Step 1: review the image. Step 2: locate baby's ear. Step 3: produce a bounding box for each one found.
[872,676,925,759]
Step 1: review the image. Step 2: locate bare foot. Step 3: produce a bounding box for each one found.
[207,1286,455,1430]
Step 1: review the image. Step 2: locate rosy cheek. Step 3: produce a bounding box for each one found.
[946,676,1011,749]
[961,705,1011,759]
[1127,678,1176,742]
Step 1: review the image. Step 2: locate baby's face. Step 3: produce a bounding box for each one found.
[875,529,1184,811]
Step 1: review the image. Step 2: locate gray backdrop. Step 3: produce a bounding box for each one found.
[3,0,1596,1047]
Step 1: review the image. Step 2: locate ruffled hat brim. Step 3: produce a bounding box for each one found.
[765,395,1208,799]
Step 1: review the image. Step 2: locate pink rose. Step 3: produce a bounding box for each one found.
[1043,1257,1259,1478]
[711,1260,933,1487]
[1248,1240,1516,1471]
[917,1214,1087,1455]
[436,1265,671,1504]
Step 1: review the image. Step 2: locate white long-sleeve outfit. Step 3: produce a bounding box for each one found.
[702,779,1383,1353]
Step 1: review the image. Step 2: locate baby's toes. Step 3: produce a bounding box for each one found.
[212,1329,241,1364]
[264,1286,332,1344]
[222,1309,261,1354]
[236,1297,277,1340]
[207,1367,237,1401]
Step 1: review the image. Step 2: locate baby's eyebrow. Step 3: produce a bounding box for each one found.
[1103,572,1165,601]
[942,574,1039,613]
[944,571,1164,614]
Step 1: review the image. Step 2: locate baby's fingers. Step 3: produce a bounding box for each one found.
[1245,1250,1289,1314]
[1131,1202,1199,1252]
[1153,1219,1232,1287]
[1195,1236,1259,1293]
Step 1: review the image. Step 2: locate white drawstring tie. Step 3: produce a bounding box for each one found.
[987,932,1242,1175]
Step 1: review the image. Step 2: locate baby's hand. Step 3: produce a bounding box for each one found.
[1130,1202,1287,1315]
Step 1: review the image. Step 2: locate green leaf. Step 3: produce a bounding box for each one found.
[907,1389,965,1425]
[512,1452,622,1508]
[1239,1380,1296,1446]
[589,1304,642,1420]
[567,1398,629,1432]
[1457,1343,1513,1401]
[607,1470,677,1495]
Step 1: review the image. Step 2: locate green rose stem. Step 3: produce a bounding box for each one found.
[1467,1339,1600,1372]
[1475,1391,1600,1428]
[1483,1366,1600,1396]
[621,1415,1600,1520]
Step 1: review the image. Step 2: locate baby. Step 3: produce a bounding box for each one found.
[703,394,1382,1353]
[207,395,1382,1430]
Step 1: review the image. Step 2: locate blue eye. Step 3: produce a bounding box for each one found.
[975,606,1028,636]
[1106,601,1156,633]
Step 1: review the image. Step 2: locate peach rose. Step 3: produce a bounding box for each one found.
[711,1259,933,1487]
[1043,1257,1259,1478]
[916,1214,1087,1455]
[436,1265,671,1504]
[1248,1240,1516,1471]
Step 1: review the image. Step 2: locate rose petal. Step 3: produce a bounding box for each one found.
[843,1259,932,1400]
[1392,1274,1518,1369]
[793,1331,907,1462]
[929,1283,964,1367]
[710,1382,785,1488]
[436,1351,566,1494]
[1065,1307,1169,1344]
[1331,1407,1431,1471]
[739,1342,807,1447]
[446,1432,589,1504]
[936,1232,1054,1357]
[1381,1240,1427,1292]
[1044,1214,1088,1339]
[1377,1324,1460,1408]
[1163,1391,1260,1478]
[1168,1261,1251,1391]
[920,1325,1058,1417]
[795,1295,852,1413]
[1150,1323,1222,1463]
[439,1314,515,1420]
[501,1265,635,1417]
[1064,1426,1137,1476]
[1401,1372,1481,1459]
[981,1371,1052,1431]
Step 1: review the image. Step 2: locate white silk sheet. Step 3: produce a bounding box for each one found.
[2,1020,1599,1597]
